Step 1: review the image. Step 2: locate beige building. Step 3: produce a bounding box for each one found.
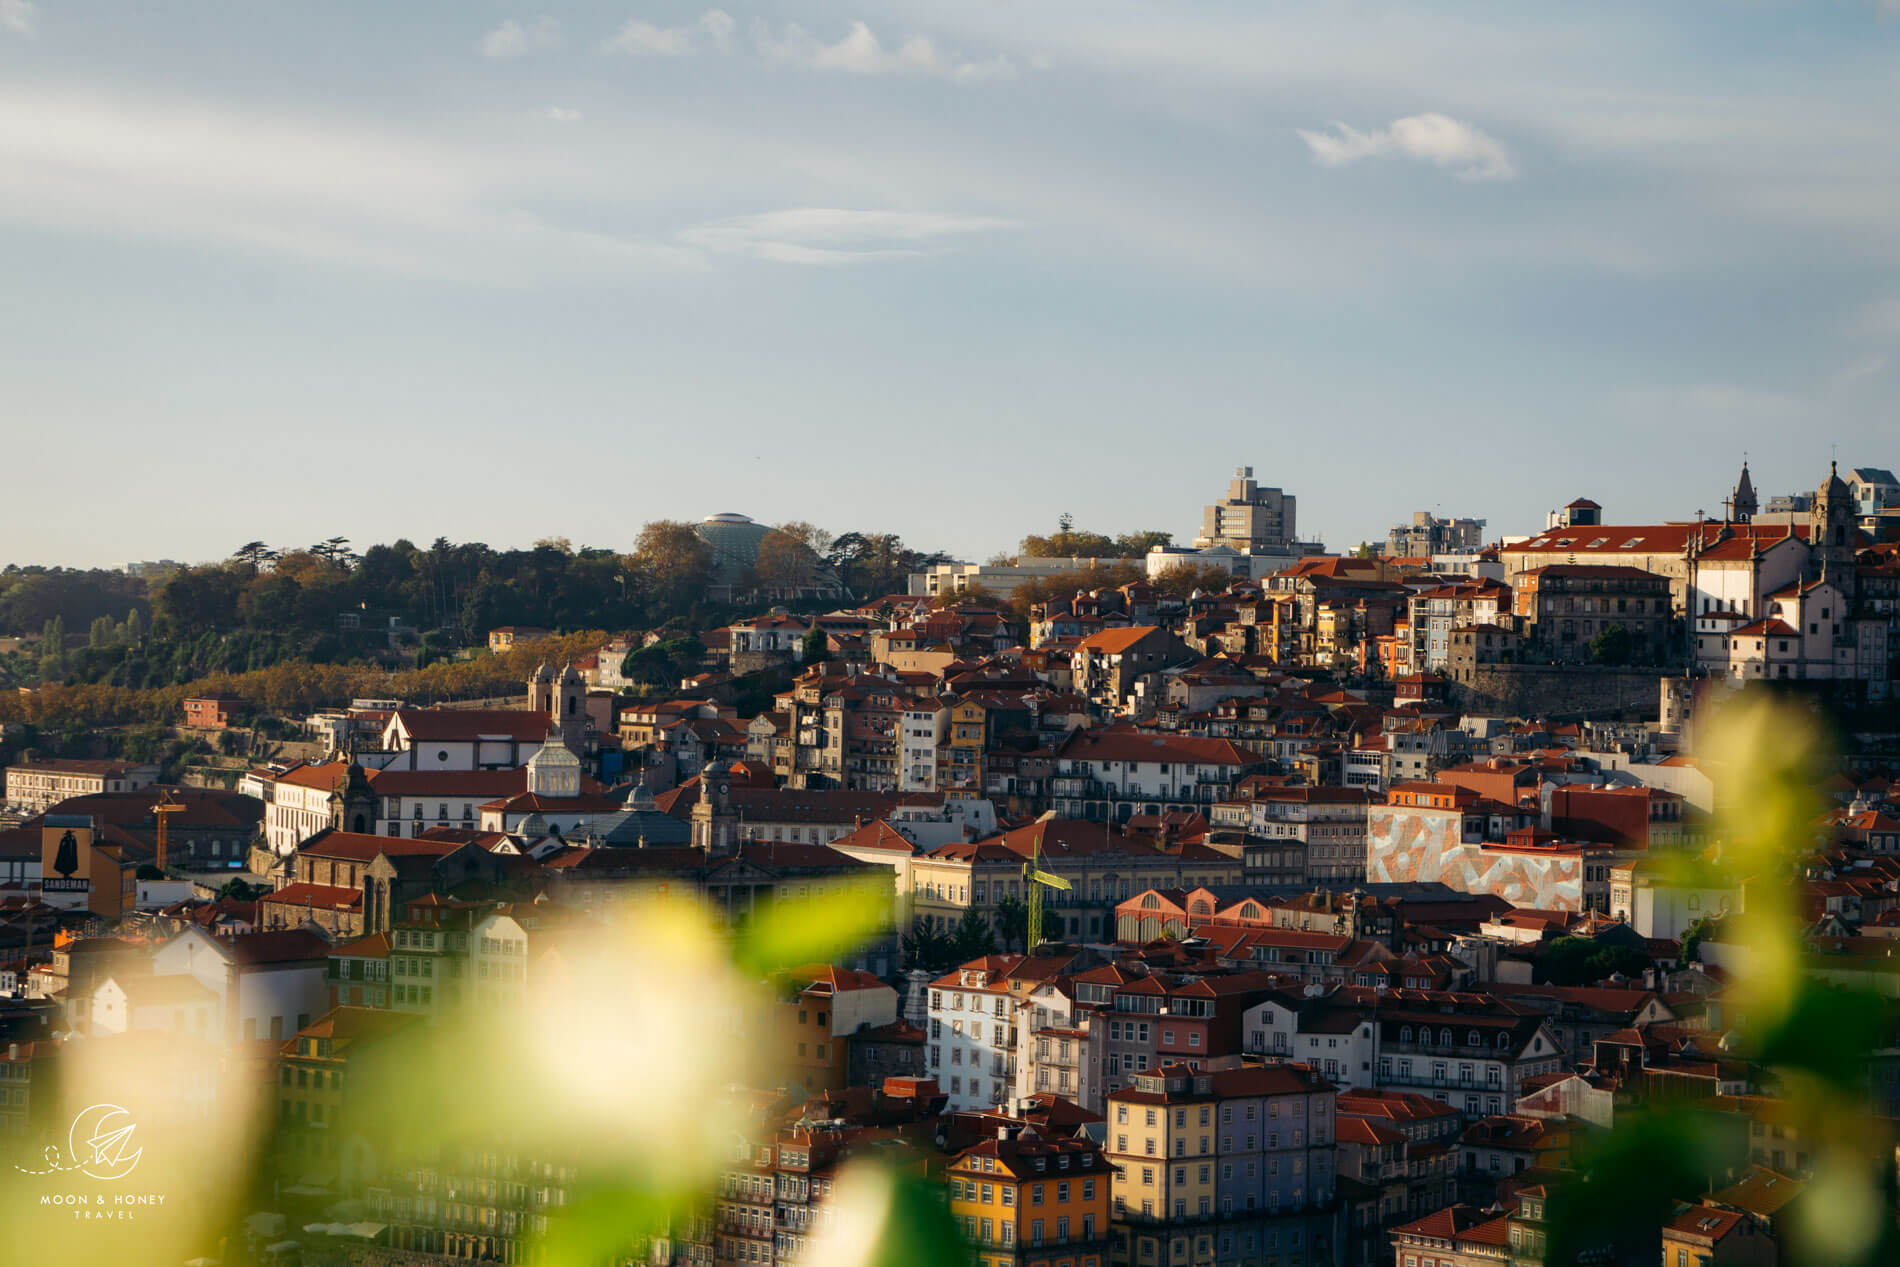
[1195,466,1299,553]
[907,818,1242,943]
[3,759,157,815]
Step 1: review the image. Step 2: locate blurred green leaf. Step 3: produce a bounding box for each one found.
[1751,982,1892,1091]
[734,887,890,977]
[537,1175,677,1267]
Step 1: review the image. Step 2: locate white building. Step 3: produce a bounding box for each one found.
[900,701,946,792]
[1608,860,1738,939]
[1013,977,1099,1111]
[926,957,1024,1111]
[150,926,332,1045]
[242,761,350,856]
[377,708,559,772]
[910,557,1126,600]
[90,973,218,1038]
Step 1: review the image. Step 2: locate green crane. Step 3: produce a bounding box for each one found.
[1024,813,1071,951]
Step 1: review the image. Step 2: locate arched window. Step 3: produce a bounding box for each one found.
[1467,1029,1481,1047]
[1400,1026,1412,1043]
[1440,1028,1452,1047]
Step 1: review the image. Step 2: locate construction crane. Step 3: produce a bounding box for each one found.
[151,790,184,875]
[1023,812,1071,953]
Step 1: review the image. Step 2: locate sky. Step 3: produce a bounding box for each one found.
[3,1,1898,569]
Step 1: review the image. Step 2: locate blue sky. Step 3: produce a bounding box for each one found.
[3,1,1897,568]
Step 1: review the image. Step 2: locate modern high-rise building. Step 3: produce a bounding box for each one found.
[1194,468,1298,554]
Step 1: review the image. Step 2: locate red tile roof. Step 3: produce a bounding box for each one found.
[261,883,363,911]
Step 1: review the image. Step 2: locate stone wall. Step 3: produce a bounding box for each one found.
[1447,664,1666,721]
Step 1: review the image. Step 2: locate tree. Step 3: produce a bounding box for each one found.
[754,530,820,595]
[1590,623,1633,666]
[948,909,995,963]
[1114,530,1174,557]
[802,625,829,665]
[994,893,1063,952]
[633,521,715,612]
[308,536,356,570]
[1537,936,1653,986]
[774,521,834,560]
[902,920,954,971]
[1150,563,1237,600]
[1352,541,1381,560]
[232,542,276,577]
[1679,917,1717,967]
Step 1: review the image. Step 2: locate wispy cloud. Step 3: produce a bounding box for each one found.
[544,106,583,123]
[1832,354,1889,387]
[678,208,1016,263]
[0,87,698,283]
[752,19,1014,80]
[480,16,563,60]
[602,9,733,56]
[1298,113,1516,181]
[1,0,34,36]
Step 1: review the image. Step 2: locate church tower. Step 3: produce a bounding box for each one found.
[556,663,586,755]
[1810,461,1857,589]
[328,761,378,836]
[527,662,555,716]
[692,759,739,856]
[1731,461,1756,523]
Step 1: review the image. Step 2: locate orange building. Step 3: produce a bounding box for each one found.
[948,1123,1114,1267]
[776,964,900,1092]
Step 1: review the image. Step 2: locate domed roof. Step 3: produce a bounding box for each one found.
[533,662,554,681]
[691,514,778,586]
[528,738,581,770]
[1819,461,1851,499]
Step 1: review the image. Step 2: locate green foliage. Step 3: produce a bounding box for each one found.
[948,909,995,962]
[732,887,890,978]
[993,893,1062,952]
[1535,935,1653,986]
[902,920,955,971]
[825,532,950,599]
[1678,916,1716,966]
[802,625,829,665]
[1150,563,1236,600]
[1018,524,1174,560]
[1590,622,1633,665]
[0,566,148,638]
[135,863,167,880]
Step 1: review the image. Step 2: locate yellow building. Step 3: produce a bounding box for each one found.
[1106,1076,1216,1234]
[949,1124,1114,1267]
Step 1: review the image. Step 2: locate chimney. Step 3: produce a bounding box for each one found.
[6,1043,17,1060]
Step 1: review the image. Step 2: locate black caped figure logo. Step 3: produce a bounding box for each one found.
[53,830,79,878]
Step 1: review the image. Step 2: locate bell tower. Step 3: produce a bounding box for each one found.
[528,663,555,716]
[1810,462,1856,589]
[692,760,738,856]
[557,663,586,755]
[1730,460,1756,523]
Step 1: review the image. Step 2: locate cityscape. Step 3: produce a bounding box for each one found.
[6,3,1900,1266]
[1,458,1899,1266]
